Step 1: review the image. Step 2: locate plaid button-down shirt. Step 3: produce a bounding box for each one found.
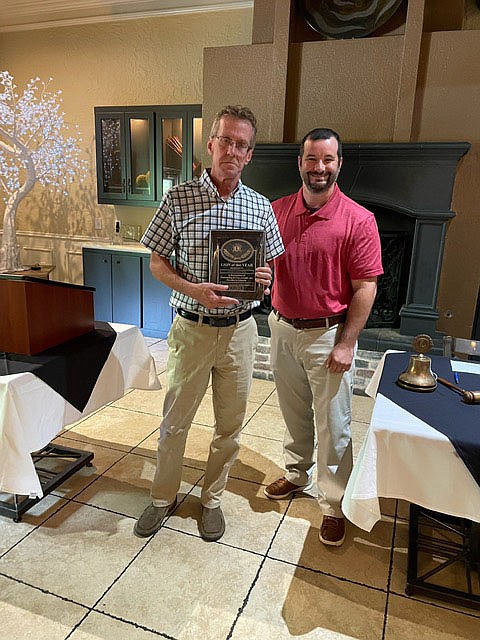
[142,170,284,315]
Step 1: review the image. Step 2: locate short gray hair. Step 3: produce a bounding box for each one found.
[209,105,257,147]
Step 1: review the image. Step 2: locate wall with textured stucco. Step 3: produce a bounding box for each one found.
[0,8,253,247]
[291,37,404,142]
[412,29,480,337]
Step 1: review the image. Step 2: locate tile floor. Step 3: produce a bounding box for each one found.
[1,337,479,639]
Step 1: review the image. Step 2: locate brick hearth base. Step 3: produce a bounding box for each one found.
[253,336,384,396]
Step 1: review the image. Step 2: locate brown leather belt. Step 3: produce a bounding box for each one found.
[273,309,346,329]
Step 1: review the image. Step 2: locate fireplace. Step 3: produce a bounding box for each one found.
[242,142,470,351]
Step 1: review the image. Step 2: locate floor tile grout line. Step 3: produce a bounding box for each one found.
[0,571,91,610]
[54,433,134,452]
[264,554,389,594]
[6,370,476,635]
[54,433,140,455]
[239,431,284,443]
[386,590,480,618]
[381,499,399,640]
[102,405,165,417]
[1,450,204,565]
[80,609,179,639]
[66,465,206,520]
[16,491,398,595]
[241,401,269,428]
[0,496,71,559]
[8,495,475,626]
[224,471,280,488]
[160,525,268,560]
[55,420,161,456]
[16,470,392,595]
[3,501,449,614]
[50,421,168,501]
[63,490,196,640]
[238,431,285,444]
[224,496,296,639]
[50,448,134,502]
[64,608,178,640]
[4,499,477,630]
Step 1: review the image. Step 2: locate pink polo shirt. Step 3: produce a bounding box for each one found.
[272,184,383,319]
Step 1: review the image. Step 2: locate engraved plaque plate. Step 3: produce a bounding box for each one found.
[209,230,266,300]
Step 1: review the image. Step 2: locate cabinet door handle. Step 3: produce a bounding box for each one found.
[122,177,126,193]
[127,177,132,193]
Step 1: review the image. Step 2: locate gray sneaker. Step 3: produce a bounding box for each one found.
[134,498,177,538]
[199,506,225,542]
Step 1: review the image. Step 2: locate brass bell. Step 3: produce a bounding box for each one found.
[397,335,437,392]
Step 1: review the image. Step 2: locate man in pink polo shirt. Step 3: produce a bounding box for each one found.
[264,128,383,546]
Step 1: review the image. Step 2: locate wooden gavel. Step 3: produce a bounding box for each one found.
[437,377,480,404]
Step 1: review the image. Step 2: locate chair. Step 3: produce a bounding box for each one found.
[443,336,480,362]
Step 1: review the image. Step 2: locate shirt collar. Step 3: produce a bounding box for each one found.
[200,169,243,199]
[293,183,340,219]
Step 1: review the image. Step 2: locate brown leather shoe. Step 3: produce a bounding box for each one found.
[264,477,313,500]
[319,515,346,547]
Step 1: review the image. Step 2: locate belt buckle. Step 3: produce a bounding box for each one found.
[209,316,230,327]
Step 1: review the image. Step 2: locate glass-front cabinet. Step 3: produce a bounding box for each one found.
[95,105,202,206]
[127,113,154,200]
[96,112,124,200]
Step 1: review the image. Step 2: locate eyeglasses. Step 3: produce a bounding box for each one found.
[213,136,251,154]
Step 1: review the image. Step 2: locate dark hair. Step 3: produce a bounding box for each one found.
[209,105,257,147]
[299,128,342,160]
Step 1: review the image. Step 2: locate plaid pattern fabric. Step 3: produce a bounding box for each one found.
[142,170,284,315]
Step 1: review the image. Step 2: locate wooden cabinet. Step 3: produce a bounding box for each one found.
[94,105,202,206]
[83,247,173,338]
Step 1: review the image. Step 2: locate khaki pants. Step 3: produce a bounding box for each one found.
[151,314,258,509]
[268,311,354,517]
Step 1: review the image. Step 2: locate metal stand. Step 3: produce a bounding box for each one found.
[406,504,480,609]
[0,444,94,522]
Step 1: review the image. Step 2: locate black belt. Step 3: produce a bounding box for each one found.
[177,308,251,327]
[273,309,346,329]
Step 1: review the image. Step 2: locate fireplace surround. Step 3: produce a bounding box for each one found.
[242,141,470,352]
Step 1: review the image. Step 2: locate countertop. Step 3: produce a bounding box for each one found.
[82,242,150,254]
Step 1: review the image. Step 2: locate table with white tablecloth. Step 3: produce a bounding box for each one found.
[0,323,160,517]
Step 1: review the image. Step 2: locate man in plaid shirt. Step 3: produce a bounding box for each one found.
[135,105,284,541]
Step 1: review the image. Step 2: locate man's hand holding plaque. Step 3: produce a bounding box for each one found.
[209,230,267,300]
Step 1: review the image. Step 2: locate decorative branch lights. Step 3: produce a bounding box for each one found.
[0,71,87,272]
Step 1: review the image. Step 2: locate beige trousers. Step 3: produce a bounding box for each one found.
[268,311,354,517]
[151,314,258,509]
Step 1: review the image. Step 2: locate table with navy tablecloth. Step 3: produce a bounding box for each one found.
[342,351,480,608]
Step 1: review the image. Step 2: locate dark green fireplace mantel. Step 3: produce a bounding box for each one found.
[242,141,471,345]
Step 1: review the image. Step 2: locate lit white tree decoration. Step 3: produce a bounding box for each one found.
[0,71,87,272]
